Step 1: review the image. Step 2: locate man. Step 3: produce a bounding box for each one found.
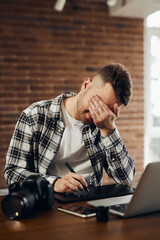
[4,63,135,193]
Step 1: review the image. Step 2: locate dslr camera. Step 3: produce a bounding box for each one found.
[2,175,54,219]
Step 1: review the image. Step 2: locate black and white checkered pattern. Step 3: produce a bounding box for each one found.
[4,92,135,186]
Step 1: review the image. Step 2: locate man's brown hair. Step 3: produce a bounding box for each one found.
[96,63,132,106]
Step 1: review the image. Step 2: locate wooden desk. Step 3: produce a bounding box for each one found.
[0,196,160,240]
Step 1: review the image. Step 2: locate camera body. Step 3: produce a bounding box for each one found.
[2,175,54,219]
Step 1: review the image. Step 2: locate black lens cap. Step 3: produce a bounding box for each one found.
[96,206,109,222]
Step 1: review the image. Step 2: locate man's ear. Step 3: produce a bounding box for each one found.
[81,78,92,91]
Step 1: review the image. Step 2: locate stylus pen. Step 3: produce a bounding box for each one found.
[65,162,90,193]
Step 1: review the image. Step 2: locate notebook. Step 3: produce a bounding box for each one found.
[54,183,134,203]
[88,162,160,218]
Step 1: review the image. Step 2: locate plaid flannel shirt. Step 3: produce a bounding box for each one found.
[4,92,135,186]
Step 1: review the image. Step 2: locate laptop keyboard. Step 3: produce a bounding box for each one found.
[110,203,129,214]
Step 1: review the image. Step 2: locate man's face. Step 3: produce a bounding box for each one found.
[77,75,119,125]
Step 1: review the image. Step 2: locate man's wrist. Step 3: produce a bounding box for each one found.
[53,177,61,192]
[100,127,115,137]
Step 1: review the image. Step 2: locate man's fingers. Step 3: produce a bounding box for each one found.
[89,96,113,122]
[65,173,84,190]
[89,97,103,120]
[56,172,88,193]
[88,95,118,136]
[71,172,88,189]
[89,96,112,114]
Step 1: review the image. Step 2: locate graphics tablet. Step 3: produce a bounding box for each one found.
[54,183,134,203]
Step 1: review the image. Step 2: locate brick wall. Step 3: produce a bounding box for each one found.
[0,0,144,188]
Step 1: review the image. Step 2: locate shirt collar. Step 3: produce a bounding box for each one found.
[50,92,76,120]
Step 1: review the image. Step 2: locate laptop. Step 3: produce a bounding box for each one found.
[88,162,160,218]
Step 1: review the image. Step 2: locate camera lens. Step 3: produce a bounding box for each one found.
[2,191,36,219]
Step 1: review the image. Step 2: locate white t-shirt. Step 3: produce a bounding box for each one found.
[47,101,93,179]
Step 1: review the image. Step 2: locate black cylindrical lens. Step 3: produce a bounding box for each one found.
[2,191,36,219]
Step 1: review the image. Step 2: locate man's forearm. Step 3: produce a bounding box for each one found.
[102,128,135,185]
